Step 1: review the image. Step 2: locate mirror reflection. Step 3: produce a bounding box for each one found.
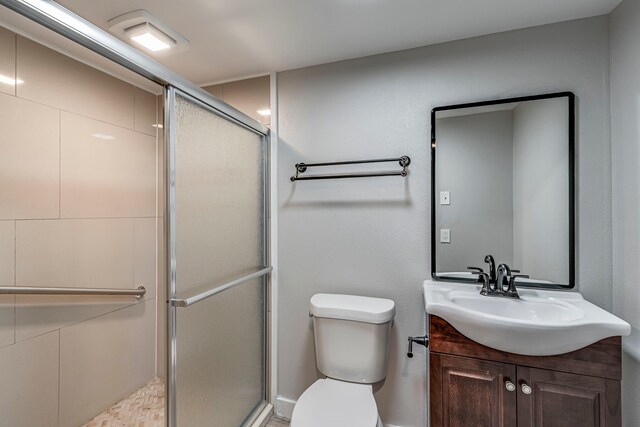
[432,93,574,287]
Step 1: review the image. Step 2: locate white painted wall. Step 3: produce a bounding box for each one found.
[435,111,514,272]
[277,16,611,426]
[512,98,570,283]
[610,0,640,425]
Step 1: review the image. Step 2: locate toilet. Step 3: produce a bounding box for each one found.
[290,293,396,427]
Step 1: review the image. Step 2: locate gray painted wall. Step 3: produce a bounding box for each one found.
[277,16,611,427]
[435,111,514,272]
[512,98,570,283]
[610,1,640,425]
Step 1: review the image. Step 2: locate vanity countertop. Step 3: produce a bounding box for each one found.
[423,279,630,356]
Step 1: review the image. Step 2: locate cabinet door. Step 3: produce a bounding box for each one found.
[430,353,517,427]
[517,367,621,427]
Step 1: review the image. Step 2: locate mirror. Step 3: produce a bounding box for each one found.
[431,92,575,288]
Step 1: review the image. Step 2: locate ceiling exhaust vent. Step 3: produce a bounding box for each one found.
[108,10,189,55]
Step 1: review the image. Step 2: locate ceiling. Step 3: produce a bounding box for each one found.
[52,0,622,85]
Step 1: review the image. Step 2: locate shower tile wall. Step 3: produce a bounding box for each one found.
[202,75,271,127]
[0,27,15,96]
[0,27,161,427]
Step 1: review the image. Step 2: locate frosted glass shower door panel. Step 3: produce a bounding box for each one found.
[168,89,268,427]
[175,277,265,426]
[174,94,265,293]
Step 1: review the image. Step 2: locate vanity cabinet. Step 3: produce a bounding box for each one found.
[432,354,516,426]
[516,367,618,427]
[429,316,622,427]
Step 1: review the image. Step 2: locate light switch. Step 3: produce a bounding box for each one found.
[440,229,451,243]
[440,191,450,205]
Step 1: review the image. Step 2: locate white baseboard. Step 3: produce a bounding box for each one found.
[275,396,296,420]
[275,395,404,427]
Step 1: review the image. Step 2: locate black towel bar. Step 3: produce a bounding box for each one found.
[290,156,410,182]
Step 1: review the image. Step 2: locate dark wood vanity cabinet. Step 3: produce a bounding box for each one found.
[431,354,517,426]
[429,316,622,427]
[516,367,619,427]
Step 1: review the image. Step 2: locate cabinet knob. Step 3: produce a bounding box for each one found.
[505,380,516,392]
[521,383,532,395]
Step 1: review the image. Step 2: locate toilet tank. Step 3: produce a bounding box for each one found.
[310,294,395,384]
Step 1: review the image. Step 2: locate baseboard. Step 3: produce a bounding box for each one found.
[274,396,296,419]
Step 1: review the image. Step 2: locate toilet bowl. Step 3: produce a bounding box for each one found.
[289,294,395,427]
[290,379,382,427]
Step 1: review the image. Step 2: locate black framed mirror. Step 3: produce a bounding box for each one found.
[430,92,575,289]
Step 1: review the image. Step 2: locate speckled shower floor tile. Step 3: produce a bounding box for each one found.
[81,377,165,427]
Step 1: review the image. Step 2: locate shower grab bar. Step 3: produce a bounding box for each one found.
[0,285,146,298]
[290,156,411,182]
[171,266,273,308]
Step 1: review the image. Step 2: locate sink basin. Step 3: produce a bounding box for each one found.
[448,295,583,322]
[423,279,631,356]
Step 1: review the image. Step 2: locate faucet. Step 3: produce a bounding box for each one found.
[484,255,496,284]
[468,254,499,295]
[469,256,529,298]
[496,264,511,293]
[495,263,530,298]
[466,264,492,296]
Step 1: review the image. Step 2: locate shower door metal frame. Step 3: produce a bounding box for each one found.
[164,87,271,427]
[0,1,273,426]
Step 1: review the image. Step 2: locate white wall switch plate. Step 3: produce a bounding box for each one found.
[440,228,451,243]
[440,191,450,205]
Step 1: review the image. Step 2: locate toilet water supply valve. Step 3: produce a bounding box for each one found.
[407,335,429,358]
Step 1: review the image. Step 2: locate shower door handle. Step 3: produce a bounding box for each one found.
[170,266,272,308]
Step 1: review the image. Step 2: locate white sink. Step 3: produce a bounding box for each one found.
[423,279,631,356]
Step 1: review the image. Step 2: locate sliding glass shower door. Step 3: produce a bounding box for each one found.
[165,87,270,427]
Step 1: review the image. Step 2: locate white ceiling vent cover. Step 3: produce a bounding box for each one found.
[108,10,189,55]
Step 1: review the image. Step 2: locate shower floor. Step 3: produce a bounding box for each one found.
[81,377,165,427]
[81,378,290,427]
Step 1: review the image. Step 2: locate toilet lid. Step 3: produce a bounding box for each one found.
[291,379,378,427]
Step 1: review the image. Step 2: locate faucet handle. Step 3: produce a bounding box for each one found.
[467,267,487,285]
[505,274,529,298]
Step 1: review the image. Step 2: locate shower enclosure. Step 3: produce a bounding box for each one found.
[0,1,273,426]
[165,88,271,426]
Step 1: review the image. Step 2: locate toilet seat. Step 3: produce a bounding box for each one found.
[290,379,380,427]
